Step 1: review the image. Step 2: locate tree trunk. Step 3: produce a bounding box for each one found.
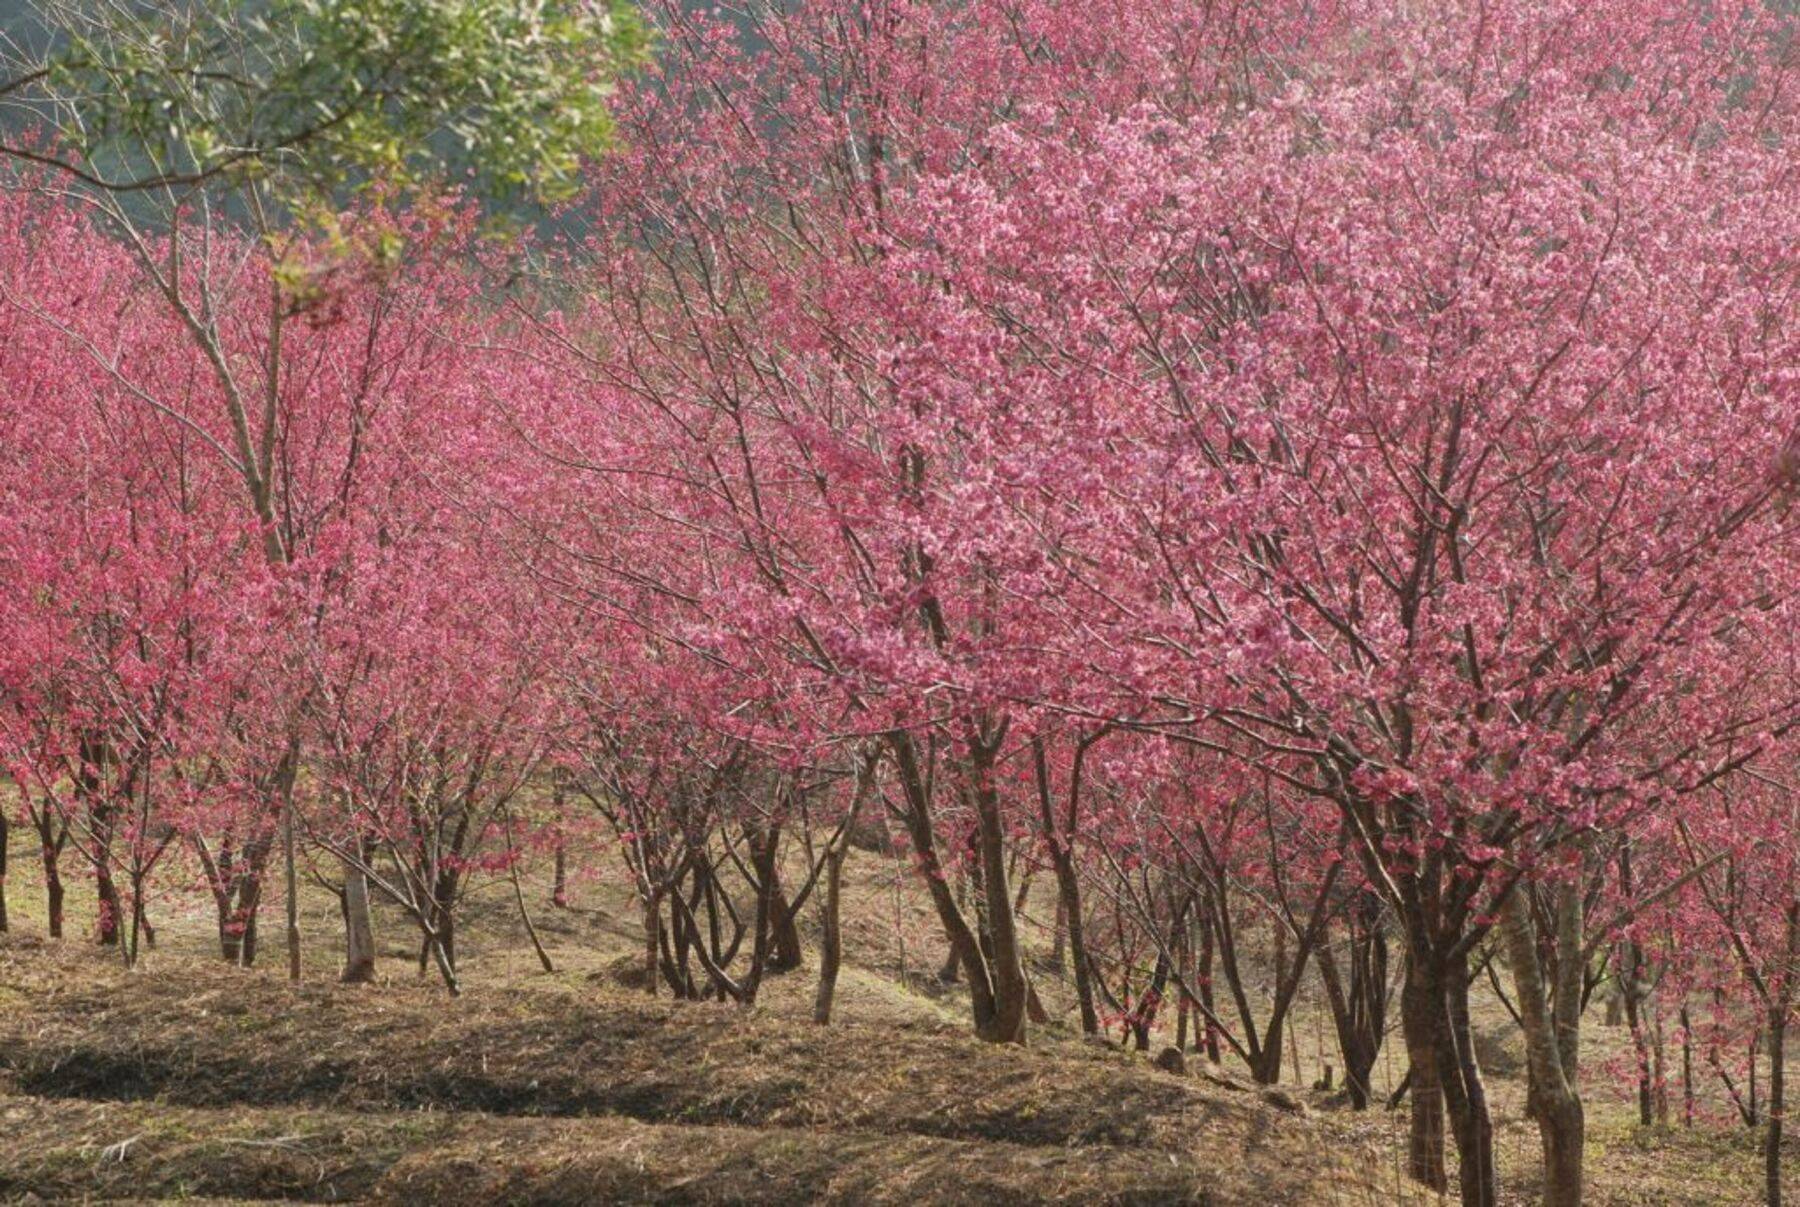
[768,864,805,973]
[1619,847,1654,1126]
[889,732,1000,1037]
[1196,914,1221,1061]
[217,891,242,963]
[1444,960,1501,1207]
[280,749,301,983]
[814,837,848,1024]
[1400,957,1449,1192]
[94,863,121,946]
[341,852,376,983]
[1681,1005,1696,1127]
[642,895,661,997]
[1318,940,1381,1110]
[1032,735,1096,1032]
[0,809,9,933]
[43,845,63,939]
[1052,853,1099,1034]
[437,890,457,973]
[239,876,261,967]
[970,740,1028,1045]
[815,749,875,1025]
[1767,1007,1786,1207]
[1501,887,1585,1207]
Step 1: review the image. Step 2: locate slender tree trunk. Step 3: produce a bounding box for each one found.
[427,930,459,995]
[1681,1005,1696,1127]
[197,841,240,962]
[1053,853,1099,1034]
[1765,900,1797,1207]
[642,895,661,997]
[505,828,554,974]
[1766,1006,1786,1207]
[217,892,242,963]
[1196,912,1221,1061]
[1318,942,1381,1110]
[1032,735,1096,1032]
[814,837,849,1024]
[437,887,457,973]
[43,847,63,939]
[0,809,9,933]
[280,749,301,983]
[124,877,142,970]
[815,750,875,1025]
[1619,847,1655,1126]
[238,873,262,967]
[1623,962,1654,1127]
[1445,960,1500,1207]
[889,733,999,1036]
[550,781,569,909]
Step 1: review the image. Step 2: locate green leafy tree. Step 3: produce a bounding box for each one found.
[0,0,647,201]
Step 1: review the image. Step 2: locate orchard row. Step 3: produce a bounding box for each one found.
[1,3,1797,1205]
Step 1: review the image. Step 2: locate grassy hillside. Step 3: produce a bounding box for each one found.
[0,844,1776,1204]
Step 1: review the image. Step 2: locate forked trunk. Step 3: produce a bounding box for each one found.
[970,742,1028,1045]
[888,732,1001,1037]
[767,863,805,973]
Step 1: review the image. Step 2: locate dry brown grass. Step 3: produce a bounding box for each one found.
[0,842,1782,1204]
[0,937,1408,1204]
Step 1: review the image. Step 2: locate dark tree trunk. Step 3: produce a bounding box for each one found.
[1318,912,1387,1110]
[767,865,805,974]
[1619,847,1655,1127]
[1196,912,1220,1062]
[1032,735,1099,1034]
[1444,961,1500,1206]
[1400,957,1450,1193]
[240,882,260,966]
[94,865,121,946]
[889,732,1001,1038]
[43,847,63,939]
[1053,854,1098,1034]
